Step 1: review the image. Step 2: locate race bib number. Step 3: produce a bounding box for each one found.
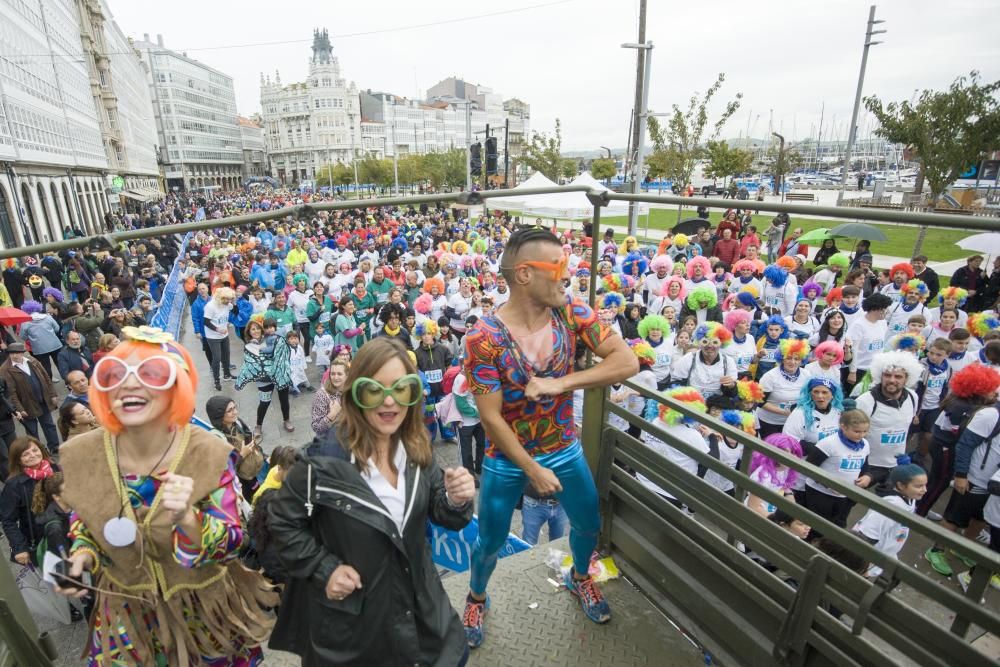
[319,311,332,323]
[765,295,780,306]
[656,352,672,366]
[840,457,864,472]
[760,348,777,362]
[928,377,945,390]
[889,322,904,333]
[818,427,839,440]
[737,354,754,370]
[868,339,884,353]
[377,292,389,303]
[880,430,906,446]
[779,401,796,412]
[425,369,443,383]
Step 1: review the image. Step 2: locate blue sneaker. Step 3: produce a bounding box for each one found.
[564,569,611,623]
[463,594,489,648]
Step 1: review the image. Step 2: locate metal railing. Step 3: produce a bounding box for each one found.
[0,185,997,665]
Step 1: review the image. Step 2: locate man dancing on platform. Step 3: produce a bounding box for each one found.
[461,227,638,647]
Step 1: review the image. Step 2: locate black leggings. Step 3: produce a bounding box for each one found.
[805,486,854,531]
[256,383,290,425]
[297,321,312,355]
[917,442,954,516]
[33,351,57,379]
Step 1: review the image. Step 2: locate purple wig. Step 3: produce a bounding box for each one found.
[43,287,64,302]
[750,433,803,491]
[20,299,43,314]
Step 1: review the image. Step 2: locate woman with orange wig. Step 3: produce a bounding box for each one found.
[55,326,277,666]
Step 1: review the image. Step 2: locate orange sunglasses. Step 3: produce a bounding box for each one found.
[511,255,569,281]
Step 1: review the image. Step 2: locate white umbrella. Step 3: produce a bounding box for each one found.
[957,232,1000,256]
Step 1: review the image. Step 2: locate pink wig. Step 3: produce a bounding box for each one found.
[660,276,687,299]
[724,309,752,332]
[813,340,845,365]
[732,259,757,274]
[650,254,674,274]
[413,293,432,315]
[686,255,712,280]
[750,433,803,491]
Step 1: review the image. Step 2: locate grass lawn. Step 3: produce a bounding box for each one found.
[595,207,978,262]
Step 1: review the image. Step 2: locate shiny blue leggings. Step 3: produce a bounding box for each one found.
[470,442,600,595]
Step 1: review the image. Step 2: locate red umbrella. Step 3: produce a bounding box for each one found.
[0,307,31,326]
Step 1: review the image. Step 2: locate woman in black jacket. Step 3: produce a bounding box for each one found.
[269,338,475,666]
[1,437,59,565]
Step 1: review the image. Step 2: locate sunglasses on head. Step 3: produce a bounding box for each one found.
[351,374,423,410]
[93,355,177,391]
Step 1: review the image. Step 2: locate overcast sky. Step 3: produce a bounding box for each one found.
[108,0,1000,152]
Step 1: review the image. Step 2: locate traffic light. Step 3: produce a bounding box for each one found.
[485,136,498,175]
[470,142,482,176]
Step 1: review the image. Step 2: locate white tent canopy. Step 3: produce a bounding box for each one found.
[486,172,559,211]
[499,172,646,220]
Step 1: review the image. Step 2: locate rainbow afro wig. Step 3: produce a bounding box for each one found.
[657,387,707,425]
[721,410,756,435]
[737,379,765,404]
[415,320,439,338]
[599,292,625,312]
[937,286,968,306]
[888,333,925,353]
[638,314,671,339]
[694,321,733,347]
[775,338,811,361]
[627,338,656,366]
[900,279,928,300]
[967,312,1000,339]
[686,285,718,310]
[601,274,624,293]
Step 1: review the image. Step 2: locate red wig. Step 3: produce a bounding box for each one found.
[89,340,198,435]
[949,365,1000,399]
[890,262,915,280]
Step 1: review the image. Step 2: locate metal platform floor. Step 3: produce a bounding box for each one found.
[440,537,705,666]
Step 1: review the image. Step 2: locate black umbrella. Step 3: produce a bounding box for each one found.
[673,218,712,236]
[830,222,888,242]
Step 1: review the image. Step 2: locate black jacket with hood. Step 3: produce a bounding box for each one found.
[268,431,472,666]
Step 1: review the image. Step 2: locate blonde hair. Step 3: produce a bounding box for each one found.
[336,338,432,473]
[840,409,871,428]
[213,286,235,304]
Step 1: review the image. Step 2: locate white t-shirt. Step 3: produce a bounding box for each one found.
[758,368,809,426]
[762,282,797,317]
[964,407,1000,490]
[984,467,1000,528]
[748,466,793,514]
[639,421,709,501]
[724,336,758,375]
[447,292,473,333]
[287,289,311,324]
[919,363,951,411]
[202,300,232,340]
[852,494,914,577]
[846,317,887,371]
[783,406,842,446]
[803,360,841,384]
[648,337,674,383]
[885,302,928,341]
[805,432,870,498]
[673,351,736,398]
[947,351,976,375]
[704,435,743,493]
[784,315,820,340]
[854,389,917,469]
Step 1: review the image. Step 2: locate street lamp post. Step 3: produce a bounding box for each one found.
[837,4,885,205]
[621,41,654,236]
[772,132,785,202]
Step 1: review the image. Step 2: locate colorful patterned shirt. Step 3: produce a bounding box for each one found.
[463,297,610,458]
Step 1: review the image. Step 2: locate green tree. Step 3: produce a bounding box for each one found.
[590,158,617,184]
[646,73,742,187]
[703,140,753,186]
[864,71,1000,253]
[423,149,467,190]
[316,163,354,188]
[396,154,425,190]
[521,118,565,181]
[759,144,803,193]
[561,158,578,180]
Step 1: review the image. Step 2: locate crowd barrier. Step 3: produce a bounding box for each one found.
[148,232,192,339]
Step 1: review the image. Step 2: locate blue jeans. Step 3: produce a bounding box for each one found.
[521,496,568,546]
[470,442,599,595]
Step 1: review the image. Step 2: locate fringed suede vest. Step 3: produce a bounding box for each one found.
[60,425,278,665]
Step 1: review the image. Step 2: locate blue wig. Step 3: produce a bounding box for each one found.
[391,236,409,252]
[763,264,788,288]
[622,251,649,277]
[762,314,788,339]
[798,377,844,432]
